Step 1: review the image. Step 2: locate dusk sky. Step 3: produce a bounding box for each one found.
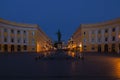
[0,0,120,41]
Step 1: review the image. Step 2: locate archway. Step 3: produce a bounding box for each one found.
[104,44,108,52]
[4,44,8,52]
[98,45,101,52]
[11,45,14,52]
[112,44,115,52]
[17,45,21,52]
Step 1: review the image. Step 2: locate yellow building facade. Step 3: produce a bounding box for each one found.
[69,18,120,53]
[0,18,52,53]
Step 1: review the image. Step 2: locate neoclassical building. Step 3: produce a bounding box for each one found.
[0,18,52,53]
[68,18,120,53]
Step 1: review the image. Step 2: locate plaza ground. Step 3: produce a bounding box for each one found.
[0,52,120,80]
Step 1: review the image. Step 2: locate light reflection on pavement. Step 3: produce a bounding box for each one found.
[0,52,120,80]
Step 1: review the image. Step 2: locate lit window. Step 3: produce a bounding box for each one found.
[32,31,35,36]
[32,39,35,44]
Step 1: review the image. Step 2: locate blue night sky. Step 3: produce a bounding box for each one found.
[0,0,120,41]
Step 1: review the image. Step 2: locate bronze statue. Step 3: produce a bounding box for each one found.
[56,29,61,42]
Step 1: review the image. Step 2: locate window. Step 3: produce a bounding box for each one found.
[17,38,20,43]
[98,38,101,42]
[23,39,26,43]
[91,47,95,50]
[83,45,87,51]
[105,37,108,41]
[17,45,21,51]
[92,30,94,34]
[112,28,115,32]
[98,30,101,34]
[84,32,86,35]
[32,48,35,50]
[23,45,27,50]
[17,30,20,34]
[32,31,35,36]
[23,31,26,34]
[32,39,35,44]
[11,29,14,33]
[119,43,120,49]
[11,38,14,42]
[0,45,1,50]
[83,39,86,42]
[112,36,115,41]
[112,44,115,52]
[4,28,7,32]
[4,37,7,42]
[84,45,87,48]
[92,38,94,42]
[105,29,108,33]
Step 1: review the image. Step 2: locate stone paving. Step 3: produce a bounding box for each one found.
[0,51,120,80]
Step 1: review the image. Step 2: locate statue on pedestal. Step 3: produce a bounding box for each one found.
[56,29,62,49]
[56,29,61,42]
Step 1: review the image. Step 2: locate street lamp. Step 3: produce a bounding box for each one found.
[79,43,82,52]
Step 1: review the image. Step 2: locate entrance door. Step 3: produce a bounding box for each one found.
[104,44,108,52]
[11,45,14,52]
[112,44,115,52]
[98,45,101,52]
[4,44,8,52]
[17,45,21,52]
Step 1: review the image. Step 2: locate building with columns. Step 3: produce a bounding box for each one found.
[68,18,120,53]
[0,18,52,53]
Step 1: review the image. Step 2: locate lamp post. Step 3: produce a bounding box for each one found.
[79,43,82,52]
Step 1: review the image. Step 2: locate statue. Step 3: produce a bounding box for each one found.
[56,29,62,42]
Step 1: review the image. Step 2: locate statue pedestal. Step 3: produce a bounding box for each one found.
[57,42,62,50]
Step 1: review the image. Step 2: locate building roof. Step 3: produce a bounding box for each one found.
[0,18,38,28]
[80,17,120,28]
